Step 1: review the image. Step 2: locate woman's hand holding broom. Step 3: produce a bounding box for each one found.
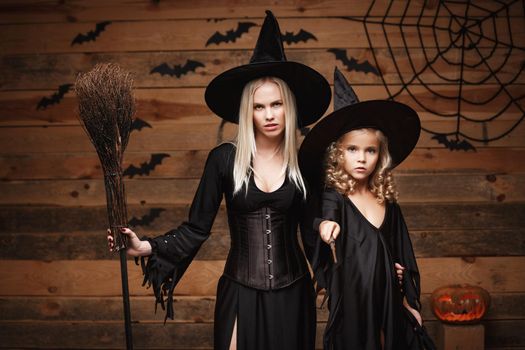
[107,228,152,256]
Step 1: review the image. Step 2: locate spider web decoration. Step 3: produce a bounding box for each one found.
[344,0,525,151]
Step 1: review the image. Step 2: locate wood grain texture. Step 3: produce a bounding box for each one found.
[0,173,522,205]
[1,228,524,260]
[1,17,523,54]
[0,119,523,154]
[1,203,522,233]
[0,1,524,349]
[0,320,522,349]
[2,148,525,181]
[1,0,522,23]
[0,257,524,296]
[1,48,523,90]
[1,84,523,126]
[1,292,523,322]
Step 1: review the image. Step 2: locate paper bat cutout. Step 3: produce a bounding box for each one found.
[281,29,317,45]
[71,21,111,46]
[128,208,165,227]
[150,60,205,78]
[328,48,380,76]
[131,118,152,132]
[123,153,170,178]
[431,134,476,151]
[206,22,257,46]
[36,83,73,110]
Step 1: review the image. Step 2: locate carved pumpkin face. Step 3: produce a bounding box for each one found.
[431,284,490,324]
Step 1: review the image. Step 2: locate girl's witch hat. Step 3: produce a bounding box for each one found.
[299,67,421,187]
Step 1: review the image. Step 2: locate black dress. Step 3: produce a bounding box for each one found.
[138,143,316,350]
[312,188,435,350]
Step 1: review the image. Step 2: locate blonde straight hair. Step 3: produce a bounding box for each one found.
[233,76,307,198]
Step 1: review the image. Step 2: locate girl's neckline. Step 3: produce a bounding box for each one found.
[344,195,388,230]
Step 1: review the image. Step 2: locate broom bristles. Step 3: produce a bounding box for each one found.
[75,63,136,250]
[76,63,135,170]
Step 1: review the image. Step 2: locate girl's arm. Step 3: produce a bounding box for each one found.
[306,188,343,290]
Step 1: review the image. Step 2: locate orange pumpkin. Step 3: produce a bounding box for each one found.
[431,284,490,324]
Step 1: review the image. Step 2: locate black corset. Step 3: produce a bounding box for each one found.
[223,207,309,290]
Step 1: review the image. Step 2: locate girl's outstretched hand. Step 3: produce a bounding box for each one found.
[319,220,340,244]
[107,227,152,257]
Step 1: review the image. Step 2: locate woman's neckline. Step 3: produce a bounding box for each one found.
[251,172,287,194]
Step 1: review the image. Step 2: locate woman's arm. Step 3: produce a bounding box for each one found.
[110,144,230,320]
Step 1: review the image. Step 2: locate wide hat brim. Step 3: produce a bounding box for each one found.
[299,100,421,188]
[204,60,331,128]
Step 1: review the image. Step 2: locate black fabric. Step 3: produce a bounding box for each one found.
[214,274,316,350]
[224,205,309,290]
[204,11,331,127]
[138,142,317,349]
[250,10,287,63]
[333,67,360,111]
[312,188,436,350]
[298,68,420,191]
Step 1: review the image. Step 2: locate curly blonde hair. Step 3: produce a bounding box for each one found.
[324,128,398,203]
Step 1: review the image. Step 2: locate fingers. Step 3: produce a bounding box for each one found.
[320,222,340,244]
[331,223,341,240]
[321,225,335,243]
[395,263,405,288]
[320,229,332,243]
[395,263,405,279]
[107,227,135,252]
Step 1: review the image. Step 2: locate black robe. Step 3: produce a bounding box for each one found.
[137,143,317,350]
[312,187,436,350]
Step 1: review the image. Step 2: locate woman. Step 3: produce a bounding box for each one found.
[108,11,331,350]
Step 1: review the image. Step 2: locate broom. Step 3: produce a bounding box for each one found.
[75,63,135,350]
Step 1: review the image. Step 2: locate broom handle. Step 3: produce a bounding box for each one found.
[120,249,133,350]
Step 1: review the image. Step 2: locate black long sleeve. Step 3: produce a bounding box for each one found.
[138,143,232,321]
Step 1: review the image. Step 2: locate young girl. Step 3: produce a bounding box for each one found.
[299,68,435,350]
[108,11,331,350]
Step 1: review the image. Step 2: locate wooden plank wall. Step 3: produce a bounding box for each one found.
[0,0,524,349]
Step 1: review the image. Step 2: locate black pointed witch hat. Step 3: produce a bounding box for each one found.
[299,67,421,187]
[204,10,331,128]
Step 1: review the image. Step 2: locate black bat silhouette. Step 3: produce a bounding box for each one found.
[150,60,205,78]
[431,134,476,151]
[131,118,152,132]
[123,153,170,178]
[328,48,380,76]
[281,29,317,45]
[36,83,73,110]
[128,208,165,227]
[206,22,257,46]
[71,21,111,46]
